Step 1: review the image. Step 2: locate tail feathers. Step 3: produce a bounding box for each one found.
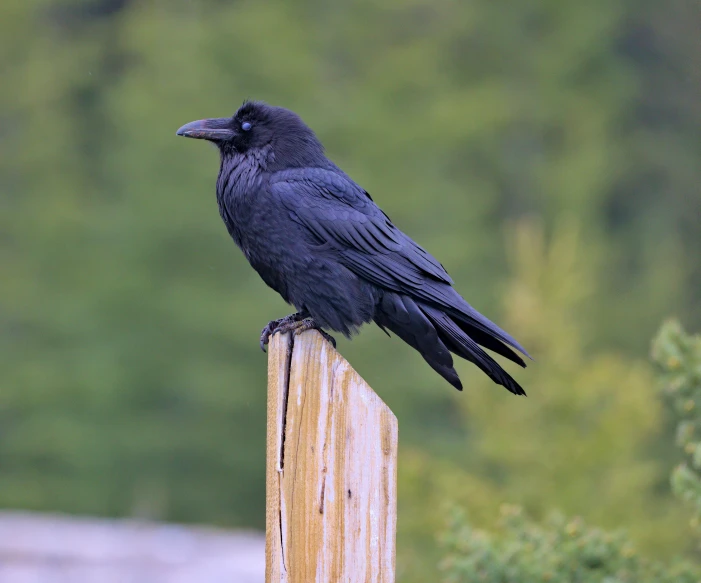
[426,284,532,360]
[422,305,526,396]
[449,300,532,361]
[454,319,526,368]
[374,293,463,390]
[375,292,526,395]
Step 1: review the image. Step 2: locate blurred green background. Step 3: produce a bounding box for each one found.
[1,0,699,580]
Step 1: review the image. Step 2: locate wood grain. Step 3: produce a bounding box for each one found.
[266,330,398,583]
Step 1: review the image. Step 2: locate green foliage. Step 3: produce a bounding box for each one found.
[436,322,701,582]
[440,506,701,583]
[652,321,701,533]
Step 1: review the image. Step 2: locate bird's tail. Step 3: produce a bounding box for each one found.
[374,292,526,395]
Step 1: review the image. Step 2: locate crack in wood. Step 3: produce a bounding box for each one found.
[278,332,294,574]
[319,480,326,514]
[279,333,294,471]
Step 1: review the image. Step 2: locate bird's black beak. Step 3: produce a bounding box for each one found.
[176,118,235,141]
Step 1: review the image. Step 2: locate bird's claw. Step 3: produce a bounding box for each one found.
[259,315,336,352]
[260,312,306,352]
[260,319,282,352]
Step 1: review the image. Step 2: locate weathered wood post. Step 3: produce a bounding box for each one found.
[266,330,398,582]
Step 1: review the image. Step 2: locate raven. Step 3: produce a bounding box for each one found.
[177,101,529,394]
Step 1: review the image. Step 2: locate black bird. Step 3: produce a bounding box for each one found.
[177,101,530,394]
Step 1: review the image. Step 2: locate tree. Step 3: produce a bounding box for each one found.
[440,506,700,583]
[653,320,701,538]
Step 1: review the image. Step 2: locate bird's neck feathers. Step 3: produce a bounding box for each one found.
[268,126,326,171]
[216,148,269,204]
[220,145,272,171]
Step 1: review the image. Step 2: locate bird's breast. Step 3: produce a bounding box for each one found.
[216,168,303,302]
[216,157,265,246]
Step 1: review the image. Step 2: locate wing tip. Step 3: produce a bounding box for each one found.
[502,373,527,396]
[436,364,463,391]
[447,373,525,396]
[450,377,463,391]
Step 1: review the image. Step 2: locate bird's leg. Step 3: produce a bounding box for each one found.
[259,313,336,352]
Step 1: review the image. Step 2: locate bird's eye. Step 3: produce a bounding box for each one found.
[241,122,252,131]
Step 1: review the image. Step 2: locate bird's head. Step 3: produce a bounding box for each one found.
[177,100,324,168]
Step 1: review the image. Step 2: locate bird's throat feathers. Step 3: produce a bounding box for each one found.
[216,149,267,201]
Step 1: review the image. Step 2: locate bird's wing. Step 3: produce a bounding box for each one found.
[270,168,530,359]
[270,167,453,287]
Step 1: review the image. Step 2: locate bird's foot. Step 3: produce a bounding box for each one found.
[260,312,306,352]
[291,318,337,349]
[260,314,336,352]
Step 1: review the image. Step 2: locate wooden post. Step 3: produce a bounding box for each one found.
[266,330,398,583]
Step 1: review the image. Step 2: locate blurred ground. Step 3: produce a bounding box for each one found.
[0,511,264,583]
